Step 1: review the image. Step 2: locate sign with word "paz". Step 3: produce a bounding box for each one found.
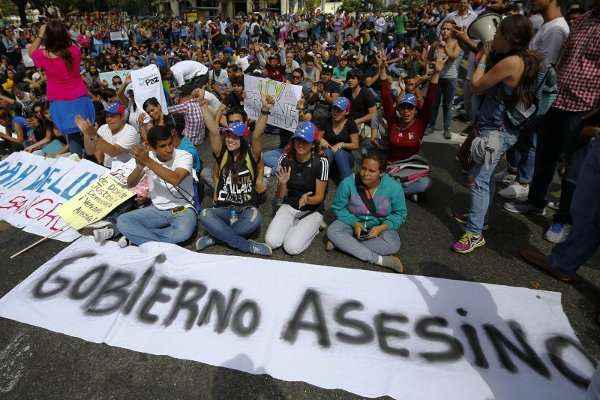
[0,238,595,400]
[58,174,134,230]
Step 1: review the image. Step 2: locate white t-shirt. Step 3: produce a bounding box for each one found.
[127,105,151,132]
[375,17,387,33]
[529,17,570,67]
[170,60,209,87]
[530,14,544,34]
[97,123,139,169]
[204,90,223,115]
[147,149,194,210]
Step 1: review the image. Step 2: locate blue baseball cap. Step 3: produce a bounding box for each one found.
[105,102,125,116]
[291,121,317,143]
[398,93,417,108]
[221,121,250,138]
[332,97,351,113]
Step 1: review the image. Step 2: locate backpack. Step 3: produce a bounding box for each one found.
[386,155,431,184]
[505,65,558,131]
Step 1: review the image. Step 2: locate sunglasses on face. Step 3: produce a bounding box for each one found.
[292,74,302,79]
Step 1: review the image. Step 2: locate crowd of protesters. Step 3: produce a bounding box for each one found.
[1,0,600,370]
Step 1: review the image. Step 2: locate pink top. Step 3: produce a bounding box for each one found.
[31,45,88,101]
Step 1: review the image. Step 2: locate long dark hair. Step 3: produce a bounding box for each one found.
[493,15,541,108]
[221,137,252,187]
[44,20,74,71]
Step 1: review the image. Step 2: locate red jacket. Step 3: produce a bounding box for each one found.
[381,80,437,163]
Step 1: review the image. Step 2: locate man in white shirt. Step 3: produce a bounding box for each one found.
[78,102,140,169]
[170,60,209,88]
[116,125,197,246]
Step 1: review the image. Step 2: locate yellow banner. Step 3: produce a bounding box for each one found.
[58,174,135,230]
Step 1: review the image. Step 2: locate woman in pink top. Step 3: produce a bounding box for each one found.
[28,20,95,156]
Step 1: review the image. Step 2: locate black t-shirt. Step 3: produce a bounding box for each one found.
[322,119,359,146]
[342,87,376,123]
[214,147,259,207]
[279,153,329,211]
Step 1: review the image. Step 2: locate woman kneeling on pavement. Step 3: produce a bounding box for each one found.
[265,121,329,255]
[452,15,542,254]
[327,152,406,272]
[195,90,274,256]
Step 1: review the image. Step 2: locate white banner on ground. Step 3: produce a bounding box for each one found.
[98,70,131,89]
[0,152,107,241]
[244,75,302,132]
[130,65,169,115]
[0,238,595,399]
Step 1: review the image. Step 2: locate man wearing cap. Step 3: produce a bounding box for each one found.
[77,102,139,169]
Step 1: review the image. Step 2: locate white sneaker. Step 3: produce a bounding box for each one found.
[544,223,571,244]
[93,227,114,243]
[494,170,517,185]
[503,201,546,216]
[498,183,529,201]
[117,236,129,248]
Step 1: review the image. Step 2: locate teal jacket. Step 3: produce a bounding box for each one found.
[331,174,407,230]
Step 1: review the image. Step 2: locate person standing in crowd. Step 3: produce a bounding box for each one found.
[265,121,329,255]
[504,3,600,244]
[195,90,274,256]
[319,97,359,180]
[116,125,197,246]
[452,15,543,254]
[498,0,569,201]
[427,20,462,140]
[327,152,406,272]
[167,84,206,148]
[169,59,209,88]
[29,21,95,156]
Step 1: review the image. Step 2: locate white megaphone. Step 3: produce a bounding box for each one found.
[468,12,502,43]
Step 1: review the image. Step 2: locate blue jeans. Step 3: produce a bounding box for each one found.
[588,365,600,400]
[403,176,431,195]
[116,205,197,246]
[507,131,537,184]
[549,138,600,276]
[466,130,518,235]
[529,108,585,224]
[324,148,354,179]
[428,78,456,132]
[263,149,283,169]
[326,220,401,264]
[198,206,261,253]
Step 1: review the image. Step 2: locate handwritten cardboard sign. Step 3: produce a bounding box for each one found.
[58,174,134,230]
[244,75,302,132]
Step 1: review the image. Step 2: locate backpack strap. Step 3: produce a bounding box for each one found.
[355,174,378,216]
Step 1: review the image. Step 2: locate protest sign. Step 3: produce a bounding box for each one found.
[0,152,107,241]
[58,174,134,230]
[131,64,169,115]
[99,70,131,89]
[244,75,302,132]
[0,238,594,400]
[109,31,126,41]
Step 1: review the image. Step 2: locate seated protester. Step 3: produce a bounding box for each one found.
[289,68,312,98]
[116,126,197,246]
[223,77,244,110]
[319,97,359,179]
[208,58,231,99]
[326,150,406,272]
[78,102,139,169]
[194,90,273,256]
[377,53,444,200]
[117,75,150,132]
[22,109,67,156]
[342,69,377,136]
[265,53,286,82]
[0,108,28,151]
[307,64,340,127]
[265,121,329,255]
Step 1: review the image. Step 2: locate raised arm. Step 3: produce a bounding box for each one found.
[251,94,275,160]
[193,88,221,155]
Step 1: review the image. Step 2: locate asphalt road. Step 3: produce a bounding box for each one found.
[0,132,599,400]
